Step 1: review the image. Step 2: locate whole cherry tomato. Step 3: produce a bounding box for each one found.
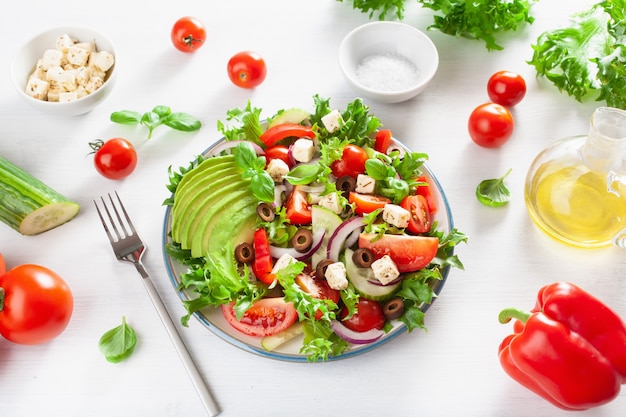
[340,299,386,333]
[264,145,293,168]
[171,16,206,52]
[90,138,138,180]
[330,144,368,179]
[227,51,267,89]
[468,102,515,148]
[487,70,527,107]
[0,264,73,344]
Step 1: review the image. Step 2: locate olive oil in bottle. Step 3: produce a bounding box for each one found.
[525,107,626,248]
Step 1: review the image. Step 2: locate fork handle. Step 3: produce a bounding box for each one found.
[139,266,221,417]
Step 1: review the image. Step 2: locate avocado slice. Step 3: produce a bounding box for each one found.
[174,154,235,200]
[204,197,258,256]
[171,168,241,242]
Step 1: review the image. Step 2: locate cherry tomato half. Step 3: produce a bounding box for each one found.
[487,70,526,107]
[90,138,138,180]
[330,144,368,179]
[227,51,267,89]
[400,194,431,234]
[468,102,515,148]
[340,299,385,333]
[264,145,293,168]
[0,264,73,345]
[171,16,206,52]
[221,297,297,337]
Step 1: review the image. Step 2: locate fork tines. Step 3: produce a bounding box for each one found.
[94,191,136,243]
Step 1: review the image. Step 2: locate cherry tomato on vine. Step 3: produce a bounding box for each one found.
[171,16,206,52]
[487,70,527,107]
[468,102,515,148]
[0,264,73,345]
[90,138,137,180]
[227,51,267,89]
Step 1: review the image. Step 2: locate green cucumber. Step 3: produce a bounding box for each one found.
[311,205,343,267]
[261,321,304,352]
[344,248,400,301]
[0,156,79,235]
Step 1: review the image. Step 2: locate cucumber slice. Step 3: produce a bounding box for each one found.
[344,248,400,301]
[267,108,309,128]
[0,156,79,235]
[261,322,304,352]
[311,205,343,267]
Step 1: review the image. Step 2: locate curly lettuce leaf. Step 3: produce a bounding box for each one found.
[529,0,626,107]
[336,0,407,19]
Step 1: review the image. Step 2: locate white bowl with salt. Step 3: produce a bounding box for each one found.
[338,21,439,104]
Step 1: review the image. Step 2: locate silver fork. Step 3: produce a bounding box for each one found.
[94,192,220,417]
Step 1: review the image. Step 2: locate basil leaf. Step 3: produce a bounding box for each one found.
[110,110,142,125]
[250,172,275,202]
[152,105,172,118]
[234,142,260,170]
[476,168,512,207]
[164,113,202,132]
[285,164,321,185]
[365,158,392,180]
[98,316,137,364]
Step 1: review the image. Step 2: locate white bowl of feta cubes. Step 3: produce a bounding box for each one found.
[338,21,439,104]
[11,26,117,116]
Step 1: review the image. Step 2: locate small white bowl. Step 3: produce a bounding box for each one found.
[339,21,439,104]
[11,27,118,117]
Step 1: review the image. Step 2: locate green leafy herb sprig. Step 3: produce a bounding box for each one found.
[476,168,512,207]
[98,316,137,363]
[111,105,202,139]
[233,142,275,202]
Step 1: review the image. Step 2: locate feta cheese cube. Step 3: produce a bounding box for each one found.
[75,41,95,53]
[45,66,65,87]
[266,158,289,183]
[382,204,410,229]
[325,262,348,290]
[47,87,61,102]
[55,34,76,53]
[318,192,343,214]
[371,255,400,285]
[75,66,91,86]
[355,174,376,194]
[271,253,297,274]
[84,76,104,93]
[321,109,342,133]
[67,45,91,67]
[291,138,315,163]
[25,77,50,100]
[41,49,64,70]
[89,50,114,72]
[58,91,78,102]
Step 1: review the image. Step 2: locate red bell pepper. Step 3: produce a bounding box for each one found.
[498,282,626,410]
[251,228,275,285]
[259,123,315,147]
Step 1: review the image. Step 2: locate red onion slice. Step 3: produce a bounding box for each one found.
[330,320,384,345]
[269,229,325,261]
[327,216,364,262]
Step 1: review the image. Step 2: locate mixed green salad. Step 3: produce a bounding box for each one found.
[164,95,466,362]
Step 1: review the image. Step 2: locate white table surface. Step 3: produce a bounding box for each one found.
[1,0,625,416]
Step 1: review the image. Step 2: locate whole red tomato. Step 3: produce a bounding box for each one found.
[227,51,267,89]
[330,144,368,178]
[487,71,527,107]
[468,102,515,148]
[171,16,206,52]
[0,264,73,344]
[90,138,137,180]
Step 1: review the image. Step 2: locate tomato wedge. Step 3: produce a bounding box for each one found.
[374,129,392,154]
[349,192,391,215]
[221,297,297,337]
[400,195,431,234]
[358,233,439,272]
[295,272,340,320]
[0,252,5,275]
[252,228,274,284]
[259,123,315,147]
[415,175,438,214]
[286,187,312,225]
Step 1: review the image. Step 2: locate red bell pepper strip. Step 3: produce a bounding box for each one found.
[252,228,275,285]
[259,123,315,147]
[374,129,392,153]
[498,282,626,410]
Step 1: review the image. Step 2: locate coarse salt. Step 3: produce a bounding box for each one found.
[356,51,420,92]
